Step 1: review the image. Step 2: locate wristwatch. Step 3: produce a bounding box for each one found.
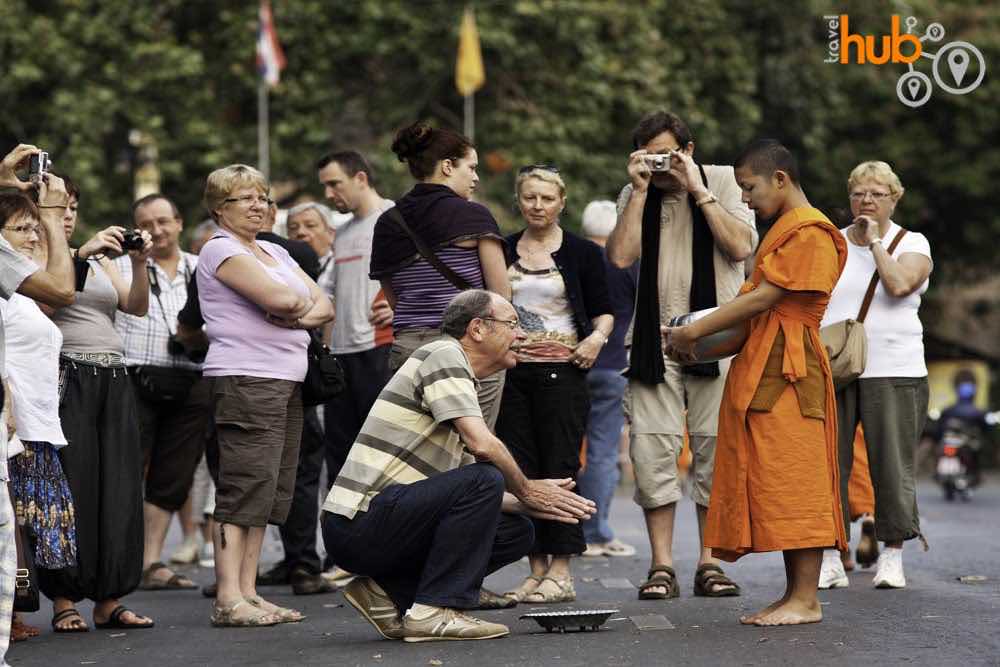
[696,192,718,207]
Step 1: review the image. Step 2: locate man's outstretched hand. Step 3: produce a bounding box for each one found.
[512,478,596,524]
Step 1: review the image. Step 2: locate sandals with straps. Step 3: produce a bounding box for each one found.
[139,561,198,590]
[693,563,741,597]
[52,608,89,633]
[638,564,679,600]
[504,574,544,602]
[524,576,576,604]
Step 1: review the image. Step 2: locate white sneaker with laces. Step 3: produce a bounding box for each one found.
[818,550,849,589]
[872,547,906,588]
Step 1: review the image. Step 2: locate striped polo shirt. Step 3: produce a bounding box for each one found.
[323,337,482,519]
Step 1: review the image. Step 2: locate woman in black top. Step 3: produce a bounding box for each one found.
[499,166,612,603]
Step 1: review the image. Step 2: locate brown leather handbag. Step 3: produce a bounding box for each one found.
[820,228,907,390]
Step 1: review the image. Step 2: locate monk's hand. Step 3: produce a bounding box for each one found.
[518,478,596,524]
[662,324,699,364]
[569,333,603,370]
[852,215,881,245]
[627,149,652,193]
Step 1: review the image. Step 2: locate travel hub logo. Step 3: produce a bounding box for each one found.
[824,14,986,108]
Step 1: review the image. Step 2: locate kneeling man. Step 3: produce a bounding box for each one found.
[322,290,595,642]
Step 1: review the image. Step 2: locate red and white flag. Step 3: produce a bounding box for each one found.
[257,0,286,87]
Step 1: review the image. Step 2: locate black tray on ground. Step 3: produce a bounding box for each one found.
[519,609,620,633]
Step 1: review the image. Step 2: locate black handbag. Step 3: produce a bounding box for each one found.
[133,366,200,404]
[13,524,39,613]
[302,329,346,407]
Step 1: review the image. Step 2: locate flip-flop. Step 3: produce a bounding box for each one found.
[52,608,89,633]
[94,605,155,630]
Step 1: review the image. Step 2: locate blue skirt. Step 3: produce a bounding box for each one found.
[9,441,78,569]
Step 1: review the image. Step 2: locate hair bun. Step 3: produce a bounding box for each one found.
[391,121,435,162]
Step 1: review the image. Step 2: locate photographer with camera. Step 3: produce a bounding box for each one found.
[606,111,755,601]
[113,194,213,594]
[38,173,157,633]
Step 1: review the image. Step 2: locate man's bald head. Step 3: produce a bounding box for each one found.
[735,139,800,184]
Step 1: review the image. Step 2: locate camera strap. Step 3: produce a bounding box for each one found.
[146,258,193,362]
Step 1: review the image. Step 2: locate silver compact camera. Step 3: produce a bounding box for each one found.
[643,152,675,172]
[29,151,52,184]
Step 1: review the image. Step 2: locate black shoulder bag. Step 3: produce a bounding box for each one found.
[385,207,472,290]
[133,260,200,404]
[302,329,346,407]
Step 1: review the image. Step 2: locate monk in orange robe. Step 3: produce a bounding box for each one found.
[843,425,877,570]
[664,139,847,626]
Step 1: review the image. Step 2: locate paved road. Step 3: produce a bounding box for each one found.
[10,477,1000,666]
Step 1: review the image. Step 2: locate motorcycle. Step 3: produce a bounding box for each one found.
[935,427,975,502]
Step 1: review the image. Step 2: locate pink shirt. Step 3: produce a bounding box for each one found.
[197,231,310,381]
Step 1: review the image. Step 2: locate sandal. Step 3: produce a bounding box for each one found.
[524,576,576,603]
[52,608,89,633]
[504,574,543,602]
[856,519,880,569]
[94,605,155,630]
[12,617,40,642]
[139,561,198,590]
[638,564,679,600]
[693,563,741,597]
[211,600,280,628]
[602,539,637,557]
[246,595,305,623]
[477,587,518,609]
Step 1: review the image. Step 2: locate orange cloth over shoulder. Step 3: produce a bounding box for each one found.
[705,207,848,561]
[848,425,875,520]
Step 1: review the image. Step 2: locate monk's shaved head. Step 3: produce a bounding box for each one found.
[735,139,800,184]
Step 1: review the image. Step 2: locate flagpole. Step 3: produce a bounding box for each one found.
[258,80,270,180]
[464,94,474,143]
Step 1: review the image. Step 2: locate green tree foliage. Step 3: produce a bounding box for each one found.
[1,0,996,279]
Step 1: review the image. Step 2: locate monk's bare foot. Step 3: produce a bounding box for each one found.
[739,595,789,625]
[753,599,822,626]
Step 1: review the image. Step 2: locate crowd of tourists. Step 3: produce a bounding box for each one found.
[0,107,936,654]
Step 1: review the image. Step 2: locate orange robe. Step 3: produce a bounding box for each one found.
[848,425,876,520]
[705,207,848,561]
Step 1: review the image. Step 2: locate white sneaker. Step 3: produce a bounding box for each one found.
[872,548,906,588]
[198,542,215,569]
[818,550,849,589]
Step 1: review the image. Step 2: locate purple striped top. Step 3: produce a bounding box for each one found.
[390,246,485,330]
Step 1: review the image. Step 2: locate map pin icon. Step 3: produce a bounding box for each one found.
[907,78,921,99]
[948,49,970,86]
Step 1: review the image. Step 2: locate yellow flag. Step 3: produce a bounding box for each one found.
[455,8,485,97]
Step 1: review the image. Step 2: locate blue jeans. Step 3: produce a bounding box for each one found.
[578,369,627,544]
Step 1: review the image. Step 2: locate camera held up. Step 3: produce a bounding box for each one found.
[28,151,52,184]
[643,151,676,172]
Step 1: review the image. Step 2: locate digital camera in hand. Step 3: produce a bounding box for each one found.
[29,152,52,184]
[643,152,675,172]
[121,229,146,252]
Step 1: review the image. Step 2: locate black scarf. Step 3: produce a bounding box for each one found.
[626,164,718,385]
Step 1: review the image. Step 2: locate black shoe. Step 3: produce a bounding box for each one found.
[201,582,217,598]
[256,562,291,586]
[290,567,337,596]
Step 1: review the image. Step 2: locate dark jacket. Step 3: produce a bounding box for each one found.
[504,228,612,340]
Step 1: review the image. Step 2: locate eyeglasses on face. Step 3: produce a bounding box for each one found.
[6,223,40,235]
[518,164,560,175]
[849,190,892,202]
[482,316,520,330]
[223,194,273,207]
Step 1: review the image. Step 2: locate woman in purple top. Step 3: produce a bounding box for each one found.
[198,165,333,628]
[370,121,510,428]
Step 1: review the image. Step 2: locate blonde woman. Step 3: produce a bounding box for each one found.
[499,166,613,603]
[197,165,333,626]
[820,161,933,590]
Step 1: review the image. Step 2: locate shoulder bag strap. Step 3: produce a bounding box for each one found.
[856,228,908,323]
[386,207,472,291]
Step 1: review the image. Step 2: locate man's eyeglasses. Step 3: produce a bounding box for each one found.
[482,316,520,330]
[849,190,892,202]
[518,164,560,175]
[223,194,274,207]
